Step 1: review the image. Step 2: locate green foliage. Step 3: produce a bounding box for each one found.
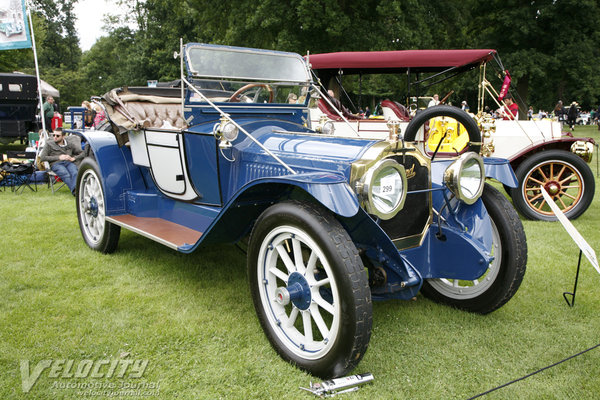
[468,0,600,110]
[79,29,144,97]
[33,0,81,68]
[3,0,598,111]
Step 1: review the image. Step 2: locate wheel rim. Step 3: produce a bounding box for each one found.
[522,160,584,216]
[78,169,106,245]
[257,226,340,360]
[427,218,501,299]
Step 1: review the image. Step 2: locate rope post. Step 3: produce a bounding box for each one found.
[563,250,583,307]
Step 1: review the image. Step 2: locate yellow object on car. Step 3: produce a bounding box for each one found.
[426,117,469,154]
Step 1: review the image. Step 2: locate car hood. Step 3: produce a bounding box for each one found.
[236,124,381,179]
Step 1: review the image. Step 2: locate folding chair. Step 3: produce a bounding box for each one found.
[43,161,67,193]
[0,162,36,194]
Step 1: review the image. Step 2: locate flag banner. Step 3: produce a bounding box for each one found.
[497,70,511,101]
[0,0,32,50]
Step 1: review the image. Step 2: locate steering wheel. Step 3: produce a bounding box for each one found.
[229,83,274,103]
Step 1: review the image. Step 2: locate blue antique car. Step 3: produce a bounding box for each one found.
[76,43,527,378]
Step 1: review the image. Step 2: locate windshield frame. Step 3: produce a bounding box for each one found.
[184,43,311,84]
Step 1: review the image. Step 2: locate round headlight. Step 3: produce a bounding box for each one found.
[444,152,485,204]
[321,121,335,135]
[221,122,239,142]
[360,159,407,220]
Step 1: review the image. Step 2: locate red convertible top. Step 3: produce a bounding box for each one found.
[308,49,497,73]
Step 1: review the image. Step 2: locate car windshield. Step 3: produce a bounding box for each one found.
[185,44,310,83]
[186,78,311,105]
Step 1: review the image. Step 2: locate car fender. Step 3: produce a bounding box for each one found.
[401,197,494,280]
[266,172,360,217]
[482,157,519,188]
[508,137,596,171]
[193,172,360,249]
[80,131,142,214]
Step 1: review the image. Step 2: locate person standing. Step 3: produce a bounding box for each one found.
[554,100,566,123]
[499,94,519,120]
[42,96,55,132]
[567,102,578,130]
[428,94,440,108]
[81,101,96,128]
[93,104,106,128]
[461,101,470,112]
[39,127,83,195]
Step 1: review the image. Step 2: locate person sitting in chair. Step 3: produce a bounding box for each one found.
[39,128,83,195]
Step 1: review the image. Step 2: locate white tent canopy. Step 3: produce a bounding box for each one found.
[39,78,60,98]
[12,71,60,98]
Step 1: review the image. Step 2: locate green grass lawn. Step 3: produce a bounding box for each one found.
[1,126,599,399]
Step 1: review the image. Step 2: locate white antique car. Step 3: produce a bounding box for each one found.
[308,49,596,221]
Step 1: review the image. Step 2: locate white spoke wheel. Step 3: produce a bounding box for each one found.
[421,184,527,314]
[511,150,595,221]
[76,158,120,253]
[248,201,371,378]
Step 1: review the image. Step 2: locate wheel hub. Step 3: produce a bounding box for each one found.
[87,196,99,217]
[275,272,311,311]
[545,181,560,196]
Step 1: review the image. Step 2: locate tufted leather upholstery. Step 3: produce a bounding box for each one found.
[123,102,186,129]
[103,89,188,131]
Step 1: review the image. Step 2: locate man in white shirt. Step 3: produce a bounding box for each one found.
[428,94,440,108]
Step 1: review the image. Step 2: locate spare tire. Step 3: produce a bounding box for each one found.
[403,105,481,156]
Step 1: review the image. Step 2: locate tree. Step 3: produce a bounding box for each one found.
[32,0,81,69]
[468,0,600,111]
[0,0,83,107]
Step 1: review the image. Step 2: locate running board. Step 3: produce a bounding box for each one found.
[107,214,203,250]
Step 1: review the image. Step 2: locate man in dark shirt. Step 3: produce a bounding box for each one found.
[42,96,55,132]
[567,102,578,130]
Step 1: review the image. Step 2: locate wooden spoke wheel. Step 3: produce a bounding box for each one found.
[512,150,595,221]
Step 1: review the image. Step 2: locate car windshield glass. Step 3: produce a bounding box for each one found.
[186,44,310,83]
[188,78,310,105]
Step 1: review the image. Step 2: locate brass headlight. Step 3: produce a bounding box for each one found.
[359,159,407,220]
[316,120,335,135]
[214,116,239,149]
[220,122,239,142]
[444,152,485,204]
